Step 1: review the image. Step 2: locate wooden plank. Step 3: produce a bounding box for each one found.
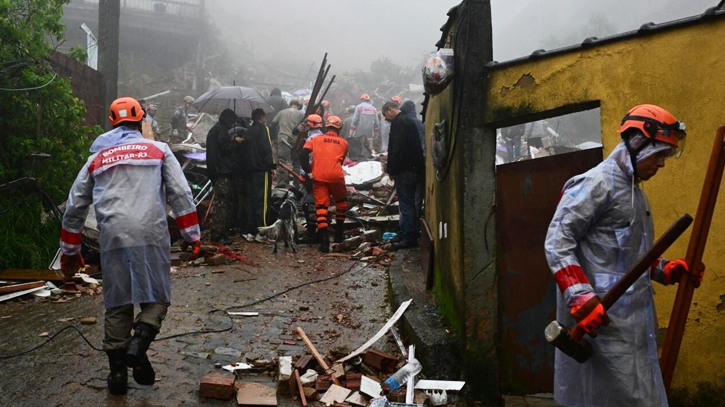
[0,269,64,282]
[0,281,45,294]
[294,369,308,407]
[296,326,342,386]
[319,384,351,406]
[236,382,277,406]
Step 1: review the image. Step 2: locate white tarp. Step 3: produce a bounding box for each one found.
[344,161,384,187]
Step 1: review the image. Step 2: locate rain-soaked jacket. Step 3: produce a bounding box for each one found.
[351,101,379,138]
[61,126,200,309]
[545,136,674,407]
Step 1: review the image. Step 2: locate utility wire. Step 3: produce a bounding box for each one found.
[0,73,57,92]
[0,260,363,359]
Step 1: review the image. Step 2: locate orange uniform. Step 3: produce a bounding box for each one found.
[303,131,349,231]
[303,132,348,183]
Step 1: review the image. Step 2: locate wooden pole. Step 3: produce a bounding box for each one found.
[660,125,725,392]
[295,326,342,386]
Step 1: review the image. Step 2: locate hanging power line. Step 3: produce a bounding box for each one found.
[0,73,58,92]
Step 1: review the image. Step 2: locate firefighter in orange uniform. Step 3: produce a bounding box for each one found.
[299,116,349,253]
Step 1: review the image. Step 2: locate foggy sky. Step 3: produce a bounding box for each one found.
[208,0,717,71]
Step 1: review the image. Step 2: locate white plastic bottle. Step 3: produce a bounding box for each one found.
[383,358,422,392]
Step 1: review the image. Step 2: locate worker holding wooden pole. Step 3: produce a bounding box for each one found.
[544,104,699,407]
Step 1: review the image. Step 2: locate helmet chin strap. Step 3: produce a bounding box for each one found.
[623,135,654,180]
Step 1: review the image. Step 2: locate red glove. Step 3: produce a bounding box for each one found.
[182,240,202,261]
[571,295,610,338]
[664,259,704,288]
[60,253,85,282]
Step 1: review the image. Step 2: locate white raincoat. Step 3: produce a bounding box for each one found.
[61,127,200,308]
[545,135,674,407]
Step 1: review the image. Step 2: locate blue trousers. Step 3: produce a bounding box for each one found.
[395,171,420,238]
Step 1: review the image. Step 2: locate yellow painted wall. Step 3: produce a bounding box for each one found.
[485,17,725,392]
[424,77,468,333]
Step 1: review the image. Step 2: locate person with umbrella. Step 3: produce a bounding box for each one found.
[242,108,277,242]
[205,108,239,244]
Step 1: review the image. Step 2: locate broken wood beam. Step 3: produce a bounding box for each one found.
[295,326,342,386]
[0,281,45,295]
[294,369,308,407]
[0,269,64,282]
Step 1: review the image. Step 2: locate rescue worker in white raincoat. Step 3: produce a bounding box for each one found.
[545,104,703,407]
[59,97,201,396]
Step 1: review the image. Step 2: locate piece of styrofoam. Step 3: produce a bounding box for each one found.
[414,380,465,391]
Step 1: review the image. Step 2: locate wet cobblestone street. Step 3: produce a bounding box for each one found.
[0,242,395,407]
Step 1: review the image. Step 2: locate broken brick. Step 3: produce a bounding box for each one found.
[303,386,319,400]
[363,349,399,373]
[345,373,362,391]
[372,247,386,257]
[199,372,236,400]
[295,355,314,371]
[315,375,333,391]
[207,253,226,266]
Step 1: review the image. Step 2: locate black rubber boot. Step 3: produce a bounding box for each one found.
[334,222,345,244]
[126,323,158,386]
[106,350,128,395]
[318,229,330,253]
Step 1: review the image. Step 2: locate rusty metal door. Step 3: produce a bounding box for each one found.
[496,148,602,395]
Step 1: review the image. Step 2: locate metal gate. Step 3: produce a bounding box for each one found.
[496,148,602,395]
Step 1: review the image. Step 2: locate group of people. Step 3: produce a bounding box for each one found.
[57,87,702,406]
[56,87,429,396]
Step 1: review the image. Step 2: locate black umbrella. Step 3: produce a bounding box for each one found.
[192,86,275,118]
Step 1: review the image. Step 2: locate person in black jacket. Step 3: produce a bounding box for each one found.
[206,109,238,243]
[229,118,249,235]
[383,101,425,249]
[243,108,277,241]
[400,100,426,220]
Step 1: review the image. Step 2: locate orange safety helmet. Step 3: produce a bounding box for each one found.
[306,114,323,129]
[360,93,371,102]
[391,96,402,104]
[327,116,343,130]
[108,97,145,126]
[618,104,686,157]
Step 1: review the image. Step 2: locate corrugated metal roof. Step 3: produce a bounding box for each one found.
[485,6,725,70]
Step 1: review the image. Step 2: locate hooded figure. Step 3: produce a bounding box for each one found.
[267,87,289,121]
[205,109,238,242]
[545,128,691,407]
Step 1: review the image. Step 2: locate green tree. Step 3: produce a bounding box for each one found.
[0,0,100,269]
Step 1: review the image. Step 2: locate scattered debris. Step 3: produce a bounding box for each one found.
[199,371,236,400]
[414,380,465,391]
[227,312,259,317]
[319,384,352,406]
[207,253,226,266]
[39,332,50,337]
[299,369,318,385]
[222,362,254,372]
[363,349,399,373]
[360,376,383,398]
[236,382,277,406]
[80,317,97,325]
[346,391,369,406]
